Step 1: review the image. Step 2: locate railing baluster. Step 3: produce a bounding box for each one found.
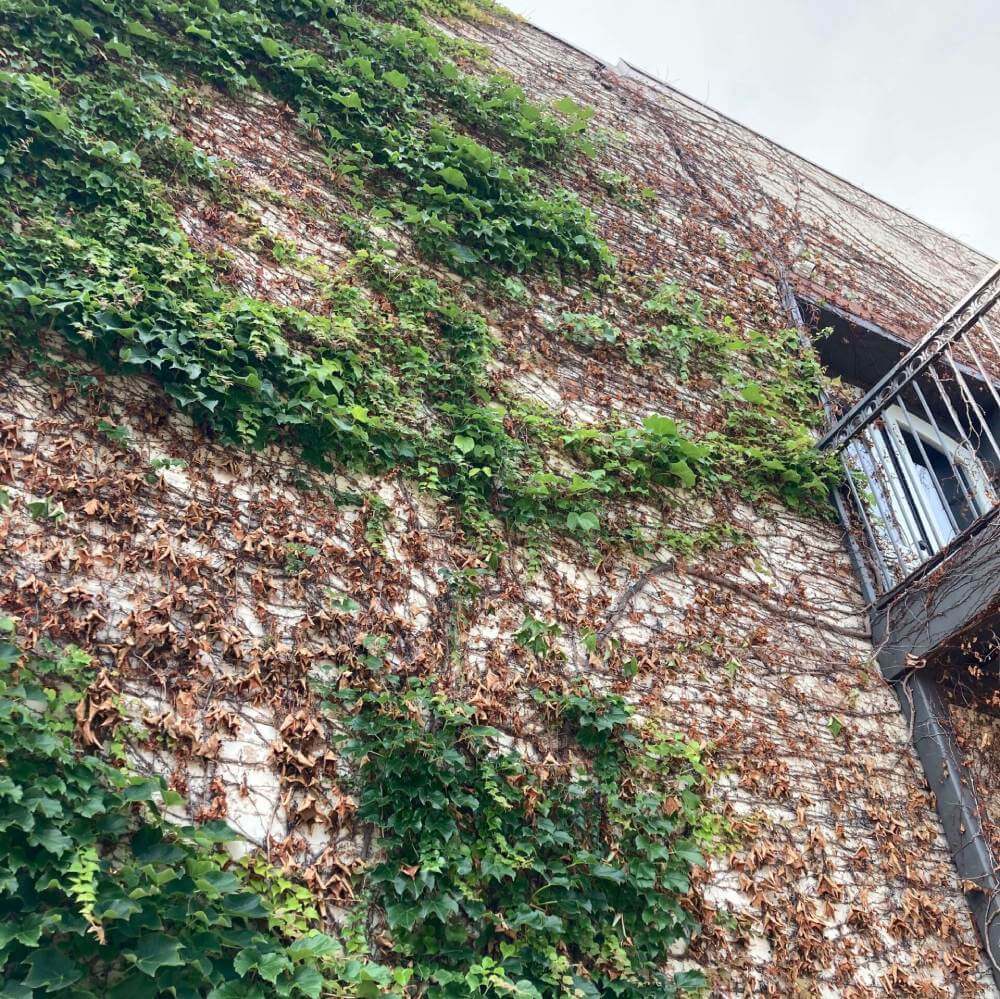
[943,346,1000,468]
[978,316,1000,368]
[912,379,980,515]
[819,263,1000,452]
[853,431,916,578]
[927,362,984,459]
[840,447,895,591]
[895,393,962,539]
[961,333,1000,433]
[873,420,946,556]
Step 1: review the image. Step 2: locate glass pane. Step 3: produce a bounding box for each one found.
[899,428,979,533]
[852,432,926,568]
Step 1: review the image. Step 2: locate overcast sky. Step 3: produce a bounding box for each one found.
[504,0,999,261]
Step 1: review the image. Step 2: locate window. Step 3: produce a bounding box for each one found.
[854,405,990,567]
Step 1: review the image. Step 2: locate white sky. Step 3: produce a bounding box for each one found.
[504,0,999,260]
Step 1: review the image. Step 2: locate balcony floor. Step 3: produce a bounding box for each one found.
[871,505,1000,679]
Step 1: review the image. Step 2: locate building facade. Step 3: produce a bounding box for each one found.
[1,2,998,994]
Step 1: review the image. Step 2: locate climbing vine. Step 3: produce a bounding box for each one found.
[0,618,410,997]
[330,675,722,997]
[0,0,836,560]
[0,605,726,997]
[0,0,932,994]
[0,0,608,273]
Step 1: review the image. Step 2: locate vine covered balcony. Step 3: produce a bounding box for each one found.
[820,265,1000,617]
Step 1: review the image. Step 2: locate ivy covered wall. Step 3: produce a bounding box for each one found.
[0,0,995,995]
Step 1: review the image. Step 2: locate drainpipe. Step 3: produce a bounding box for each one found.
[780,278,1000,989]
[890,667,1000,988]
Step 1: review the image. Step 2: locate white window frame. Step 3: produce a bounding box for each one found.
[864,404,993,565]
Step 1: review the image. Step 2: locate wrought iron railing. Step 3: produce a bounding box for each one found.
[819,264,1000,599]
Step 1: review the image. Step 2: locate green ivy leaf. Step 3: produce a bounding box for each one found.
[132,933,185,976]
[447,243,479,265]
[287,933,339,959]
[642,414,677,437]
[32,825,73,855]
[382,70,409,91]
[293,966,324,998]
[223,893,269,918]
[438,167,467,190]
[669,459,696,488]
[0,980,33,999]
[184,22,212,40]
[674,844,705,867]
[70,17,97,39]
[553,96,593,121]
[259,36,282,58]
[138,69,172,91]
[233,949,258,977]
[5,279,35,299]
[566,511,599,533]
[125,18,158,40]
[591,862,626,883]
[674,969,708,990]
[334,91,363,111]
[255,950,291,984]
[122,778,160,802]
[37,109,71,133]
[24,948,83,991]
[105,39,133,58]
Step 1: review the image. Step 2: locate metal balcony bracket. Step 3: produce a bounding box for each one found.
[818,263,1000,452]
[872,508,1000,682]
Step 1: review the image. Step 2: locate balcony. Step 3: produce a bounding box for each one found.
[817,264,1000,678]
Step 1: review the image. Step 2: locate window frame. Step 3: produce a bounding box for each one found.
[870,403,992,558]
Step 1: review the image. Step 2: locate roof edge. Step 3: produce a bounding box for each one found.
[615,59,994,265]
[488,9,994,265]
